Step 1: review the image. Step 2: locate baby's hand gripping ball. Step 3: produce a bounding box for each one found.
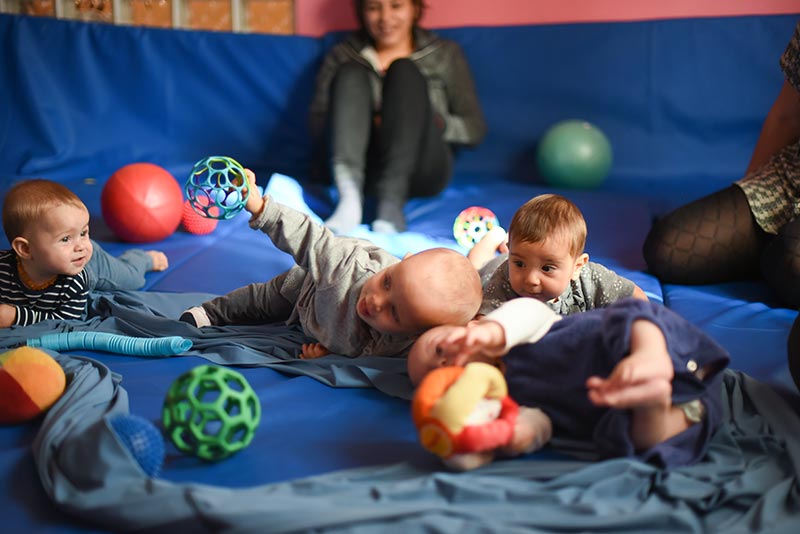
[162,365,260,461]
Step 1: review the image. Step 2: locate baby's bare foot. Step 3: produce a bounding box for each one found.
[501,406,552,456]
[147,251,169,271]
[443,451,495,471]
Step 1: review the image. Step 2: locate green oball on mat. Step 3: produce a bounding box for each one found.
[537,119,613,189]
[162,364,261,462]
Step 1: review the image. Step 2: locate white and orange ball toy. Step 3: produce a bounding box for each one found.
[412,362,518,461]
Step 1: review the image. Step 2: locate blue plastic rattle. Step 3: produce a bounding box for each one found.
[185,156,250,220]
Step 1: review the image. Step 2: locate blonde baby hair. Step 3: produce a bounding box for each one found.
[2,179,87,244]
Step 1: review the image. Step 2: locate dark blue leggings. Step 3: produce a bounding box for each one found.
[328,58,452,203]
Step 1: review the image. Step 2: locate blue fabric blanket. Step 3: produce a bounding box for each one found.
[6,291,800,532]
[34,358,800,533]
[1,290,414,400]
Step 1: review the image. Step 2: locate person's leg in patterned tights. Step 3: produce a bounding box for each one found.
[788,311,800,393]
[761,217,800,307]
[642,185,768,284]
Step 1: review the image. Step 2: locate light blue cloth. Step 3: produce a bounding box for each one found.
[265,173,462,258]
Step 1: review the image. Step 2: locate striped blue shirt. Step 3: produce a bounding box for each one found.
[0,250,89,326]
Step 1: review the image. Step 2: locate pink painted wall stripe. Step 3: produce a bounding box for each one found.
[295,0,800,37]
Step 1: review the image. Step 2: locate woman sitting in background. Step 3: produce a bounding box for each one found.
[308,0,486,234]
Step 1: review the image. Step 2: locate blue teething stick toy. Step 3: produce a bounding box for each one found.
[27,332,192,357]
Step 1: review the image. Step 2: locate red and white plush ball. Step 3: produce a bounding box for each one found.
[0,347,66,424]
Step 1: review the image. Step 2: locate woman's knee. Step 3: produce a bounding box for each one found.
[385,57,422,77]
[762,218,800,306]
[641,204,707,282]
[643,186,763,283]
[332,61,371,96]
[788,314,800,393]
[383,58,426,93]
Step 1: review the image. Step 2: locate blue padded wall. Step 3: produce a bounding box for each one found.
[1,14,797,214]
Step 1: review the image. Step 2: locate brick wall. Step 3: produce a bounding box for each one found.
[12,0,294,34]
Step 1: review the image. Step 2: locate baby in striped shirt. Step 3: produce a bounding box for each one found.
[0,179,168,327]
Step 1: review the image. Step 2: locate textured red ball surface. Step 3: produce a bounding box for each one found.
[182,199,218,235]
[101,163,183,243]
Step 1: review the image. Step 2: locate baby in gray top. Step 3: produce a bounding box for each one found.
[181,169,482,359]
[468,193,647,316]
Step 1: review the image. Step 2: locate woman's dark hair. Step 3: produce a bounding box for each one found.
[353,0,427,41]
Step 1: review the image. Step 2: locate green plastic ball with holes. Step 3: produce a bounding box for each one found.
[162,364,261,462]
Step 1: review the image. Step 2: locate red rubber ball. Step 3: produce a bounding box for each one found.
[101,163,183,243]
[181,199,218,235]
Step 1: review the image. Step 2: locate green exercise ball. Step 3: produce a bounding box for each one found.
[536,119,613,189]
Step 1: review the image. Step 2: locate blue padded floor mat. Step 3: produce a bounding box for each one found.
[2,173,799,533]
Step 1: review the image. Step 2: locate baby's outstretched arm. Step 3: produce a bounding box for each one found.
[632,284,649,302]
[586,318,692,451]
[500,406,553,457]
[585,319,673,409]
[441,320,507,367]
[467,227,508,271]
[443,406,553,472]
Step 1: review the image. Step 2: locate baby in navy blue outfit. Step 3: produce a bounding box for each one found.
[408,298,729,470]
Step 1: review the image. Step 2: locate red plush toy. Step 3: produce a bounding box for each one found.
[412,362,519,467]
[0,347,66,424]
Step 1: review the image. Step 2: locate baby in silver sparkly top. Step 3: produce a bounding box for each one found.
[470,194,648,316]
